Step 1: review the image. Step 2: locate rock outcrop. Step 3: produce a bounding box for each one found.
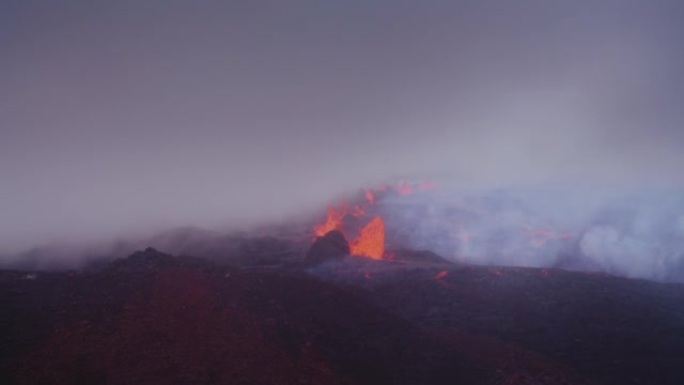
[305,230,350,265]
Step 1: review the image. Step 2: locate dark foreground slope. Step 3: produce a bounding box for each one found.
[329,262,684,385]
[0,248,487,385]
[2,248,684,384]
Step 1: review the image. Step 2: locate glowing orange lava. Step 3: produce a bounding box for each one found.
[350,216,386,259]
[313,204,387,260]
[313,180,424,260]
[313,205,346,237]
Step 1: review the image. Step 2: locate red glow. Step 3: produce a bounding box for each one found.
[434,270,448,280]
[364,189,375,204]
[523,226,575,247]
[396,181,412,196]
[313,203,388,260]
[454,223,477,244]
[314,181,417,260]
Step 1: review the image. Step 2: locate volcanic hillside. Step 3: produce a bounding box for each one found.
[1,245,684,384]
[2,181,684,384]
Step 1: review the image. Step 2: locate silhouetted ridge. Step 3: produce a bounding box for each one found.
[107,247,210,272]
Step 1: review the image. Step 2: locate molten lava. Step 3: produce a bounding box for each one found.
[350,216,386,260]
[314,205,346,237]
[313,203,387,260]
[313,180,440,260]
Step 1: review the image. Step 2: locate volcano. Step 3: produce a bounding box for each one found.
[2,182,684,384]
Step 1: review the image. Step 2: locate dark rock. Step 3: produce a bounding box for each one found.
[306,230,350,265]
[106,247,210,273]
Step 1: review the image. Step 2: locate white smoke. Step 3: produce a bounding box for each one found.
[579,226,661,279]
[375,182,684,282]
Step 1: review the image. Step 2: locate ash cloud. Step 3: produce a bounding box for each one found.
[1,1,683,266]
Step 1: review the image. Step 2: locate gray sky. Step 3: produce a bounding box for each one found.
[2,0,683,252]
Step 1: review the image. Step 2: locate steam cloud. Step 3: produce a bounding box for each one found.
[378,184,684,282]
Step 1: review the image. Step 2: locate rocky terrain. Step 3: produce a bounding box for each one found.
[1,244,683,384]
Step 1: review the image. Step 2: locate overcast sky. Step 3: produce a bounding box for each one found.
[1,1,683,252]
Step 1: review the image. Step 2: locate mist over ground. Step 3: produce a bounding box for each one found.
[2,1,683,277]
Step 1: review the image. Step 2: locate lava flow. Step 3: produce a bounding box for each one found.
[350,216,386,260]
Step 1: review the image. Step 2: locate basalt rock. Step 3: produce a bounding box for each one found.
[306,230,350,265]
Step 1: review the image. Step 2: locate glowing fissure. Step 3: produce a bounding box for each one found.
[350,216,386,260]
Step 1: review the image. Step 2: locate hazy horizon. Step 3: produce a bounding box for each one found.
[2,1,684,254]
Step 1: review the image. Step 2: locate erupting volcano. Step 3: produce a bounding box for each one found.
[4,180,684,385]
[311,182,419,260]
[313,203,387,259]
[311,179,586,263]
